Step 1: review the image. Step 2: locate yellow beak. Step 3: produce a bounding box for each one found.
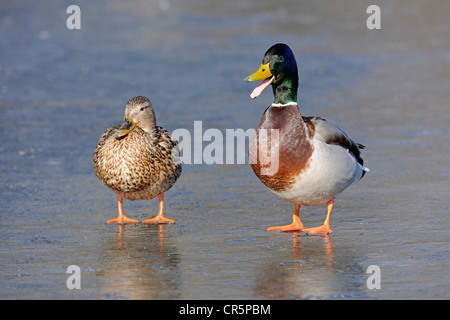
[244,62,272,82]
[115,115,136,139]
[244,62,275,99]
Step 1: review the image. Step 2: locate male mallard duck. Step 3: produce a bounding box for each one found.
[245,43,369,235]
[94,96,181,225]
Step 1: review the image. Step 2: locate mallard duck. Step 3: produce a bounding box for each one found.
[245,44,369,235]
[94,96,181,225]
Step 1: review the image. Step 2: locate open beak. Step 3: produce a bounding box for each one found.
[115,115,136,139]
[244,62,275,99]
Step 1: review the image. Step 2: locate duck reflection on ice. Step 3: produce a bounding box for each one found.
[255,233,365,299]
[97,224,181,299]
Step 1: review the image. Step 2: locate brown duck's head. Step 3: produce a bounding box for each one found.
[115,96,156,139]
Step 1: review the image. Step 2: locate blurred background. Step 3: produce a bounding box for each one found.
[0,0,449,299]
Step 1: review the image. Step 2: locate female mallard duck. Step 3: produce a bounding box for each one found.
[94,96,181,225]
[245,44,369,235]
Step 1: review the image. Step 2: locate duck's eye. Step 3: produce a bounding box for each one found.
[262,68,266,72]
[279,56,284,62]
[140,107,145,111]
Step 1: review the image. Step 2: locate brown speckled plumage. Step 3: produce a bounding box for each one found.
[94,126,181,201]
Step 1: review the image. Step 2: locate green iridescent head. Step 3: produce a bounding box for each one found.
[245,43,298,105]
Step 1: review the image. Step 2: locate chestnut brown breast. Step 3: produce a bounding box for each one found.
[249,104,314,192]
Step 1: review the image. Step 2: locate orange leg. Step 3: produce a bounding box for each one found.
[267,204,304,232]
[142,193,175,225]
[304,198,334,236]
[106,195,138,225]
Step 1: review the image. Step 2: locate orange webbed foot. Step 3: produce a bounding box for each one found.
[142,193,174,225]
[106,216,138,225]
[266,222,304,232]
[106,195,139,225]
[142,216,174,225]
[266,205,304,232]
[303,198,334,236]
[303,225,332,236]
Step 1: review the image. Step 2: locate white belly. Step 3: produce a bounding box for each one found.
[272,140,364,206]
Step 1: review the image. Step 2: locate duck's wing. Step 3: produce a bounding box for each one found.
[303,116,366,167]
[153,126,183,171]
